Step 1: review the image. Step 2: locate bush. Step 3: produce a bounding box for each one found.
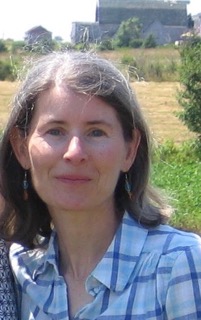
[153,139,200,163]
[115,17,142,48]
[143,34,157,48]
[97,39,114,51]
[55,41,75,52]
[0,39,7,52]
[11,41,26,53]
[25,39,55,54]
[121,55,137,66]
[129,39,143,48]
[0,60,15,81]
[177,37,201,144]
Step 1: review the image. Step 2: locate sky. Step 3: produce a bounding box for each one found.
[0,0,200,42]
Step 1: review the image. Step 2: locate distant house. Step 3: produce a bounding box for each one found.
[24,26,52,45]
[71,0,190,45]
[193,13,201,36]
[142,20,187,45]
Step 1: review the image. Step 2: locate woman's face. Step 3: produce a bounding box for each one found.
[13,86,140,216]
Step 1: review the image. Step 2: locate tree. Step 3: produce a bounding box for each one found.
[177,37,201,144]
[115,17,142,47]
[0,39,7,52]
[11,40,25,53]
[143,34,157,48]
[187,14,194,30]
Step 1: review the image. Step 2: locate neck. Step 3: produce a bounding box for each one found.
[51,205,121,281]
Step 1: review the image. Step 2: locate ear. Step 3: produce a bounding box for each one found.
[122,129,141,172]
[9,127,30,170]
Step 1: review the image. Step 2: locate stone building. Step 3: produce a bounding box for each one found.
[193,13,201,36]
[71,0,190,45]
[25,26,52,45]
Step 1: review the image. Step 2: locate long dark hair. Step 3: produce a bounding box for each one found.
[0,51,171,248]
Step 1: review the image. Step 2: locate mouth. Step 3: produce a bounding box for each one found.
[56,175,91,183]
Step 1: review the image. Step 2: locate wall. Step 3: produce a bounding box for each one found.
[71,0,189,44]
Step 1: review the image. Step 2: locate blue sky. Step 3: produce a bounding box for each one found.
[0,0,200,41]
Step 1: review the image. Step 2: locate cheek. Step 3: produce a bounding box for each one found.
[28,143,54,192]
[97,140,127,172]
[28,141,53,170]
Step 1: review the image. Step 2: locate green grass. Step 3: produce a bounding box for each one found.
[152,141,201,234]
[99,46,180,82]
[1,46,181,82]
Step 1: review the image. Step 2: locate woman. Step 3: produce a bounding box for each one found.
[0,51,200,319]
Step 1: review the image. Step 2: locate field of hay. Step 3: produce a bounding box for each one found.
[0,81,18,129]
[132,81,194,144]
[0,80,194,144]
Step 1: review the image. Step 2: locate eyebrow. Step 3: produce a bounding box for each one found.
[45,120,66,125]
[44,119,114,128]
[85,120,113,128]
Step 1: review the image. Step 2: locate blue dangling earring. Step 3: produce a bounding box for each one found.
[23,170,29,201]
[125,173,132,199]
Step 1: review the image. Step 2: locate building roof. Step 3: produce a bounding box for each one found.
[97,0,190,8]
[25,26,51,34]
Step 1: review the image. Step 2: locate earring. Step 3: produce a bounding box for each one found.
[23,170,29,201]
[125,173,132,199]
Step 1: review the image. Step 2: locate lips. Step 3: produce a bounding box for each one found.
[55,174,91,183]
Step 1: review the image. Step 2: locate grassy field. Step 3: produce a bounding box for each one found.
[153,163,201,234]
[0,80,194,143]
[0,47,185,141]
[100,46,180,65]
[152,142,201,234]
[132,81,195,144]
[99,46,180,81]
[0,81,18,128]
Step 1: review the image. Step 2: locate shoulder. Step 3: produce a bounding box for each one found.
[123,213,201,258]
[125,213,201,254]
[141,224,201,272]
[145,224,201,253]
[9,242,47,288]
[9,231,58,282]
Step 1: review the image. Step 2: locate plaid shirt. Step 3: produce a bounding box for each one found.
[0,239,18,319]
[10,212,201,320]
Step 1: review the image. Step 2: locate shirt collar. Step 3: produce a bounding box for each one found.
[39,212,148,293]
[12,212,148,295]
[32,230,60,279]
[89,212,148,292]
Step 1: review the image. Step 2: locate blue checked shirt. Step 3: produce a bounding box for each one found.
[10,212,201,319]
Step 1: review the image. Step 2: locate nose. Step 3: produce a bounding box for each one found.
[63,135,88,164]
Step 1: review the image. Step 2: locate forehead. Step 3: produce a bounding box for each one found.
[32,85,120,123]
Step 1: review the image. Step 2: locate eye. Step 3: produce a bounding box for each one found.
[88,129,106,137]
[47,128,64,136]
